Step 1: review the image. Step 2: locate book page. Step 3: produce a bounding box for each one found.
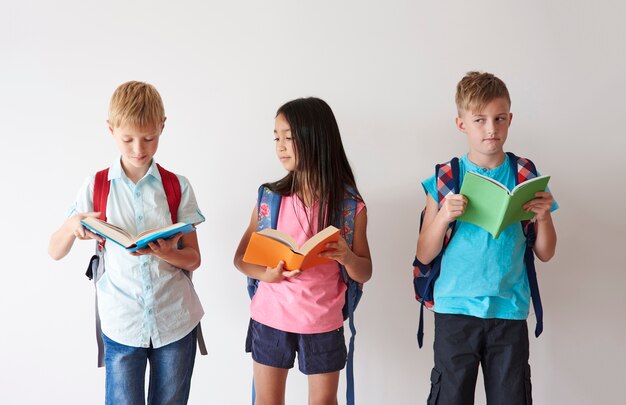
[500,175,551,232]
[459,172,509,237]
[257,229,298,250]
[464,171,510,193]
[133,223,195,250]
[299,226,339,255]
[81,217,134,247]
[135,223,188,240]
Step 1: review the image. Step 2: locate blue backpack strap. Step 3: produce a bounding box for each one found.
[247,186,281,299]
[506,152,543,338]
[337,193,359,405]
[250,185,281,405]
[414,157,459,348]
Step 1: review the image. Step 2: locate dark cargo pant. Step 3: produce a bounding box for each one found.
[427,313,532,405]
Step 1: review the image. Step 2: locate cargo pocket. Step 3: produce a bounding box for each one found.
[524,364,533,405]
[427,368,442,405]
[301,328,346,374]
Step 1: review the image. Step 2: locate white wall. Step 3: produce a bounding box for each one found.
[1,1,625,403]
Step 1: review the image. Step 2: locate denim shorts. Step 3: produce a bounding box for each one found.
[245,319,347,375]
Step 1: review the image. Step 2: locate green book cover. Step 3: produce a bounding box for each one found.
[458,172,550,239]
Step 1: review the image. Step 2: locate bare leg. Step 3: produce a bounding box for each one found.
[253,360,289,405]
[308,371,340,405]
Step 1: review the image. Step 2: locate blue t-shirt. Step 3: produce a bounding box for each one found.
[421,153,558,320]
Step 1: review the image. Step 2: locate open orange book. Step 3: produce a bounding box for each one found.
[243,226,339,271]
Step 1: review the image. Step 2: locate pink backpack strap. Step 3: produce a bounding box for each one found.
[157,164,181,223]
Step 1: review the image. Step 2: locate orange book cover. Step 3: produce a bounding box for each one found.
[243,226,339,271]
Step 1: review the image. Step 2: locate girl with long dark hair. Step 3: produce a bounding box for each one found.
[235,97,372,404]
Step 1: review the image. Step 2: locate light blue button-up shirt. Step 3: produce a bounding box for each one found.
[68,159,205,348]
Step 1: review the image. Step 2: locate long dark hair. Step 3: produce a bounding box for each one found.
[265,97,361,234]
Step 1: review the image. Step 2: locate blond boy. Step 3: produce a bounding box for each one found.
[49,81,205,404]
[415,72,557,404]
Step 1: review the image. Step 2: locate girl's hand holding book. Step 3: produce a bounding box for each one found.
[263,260,301,283]
[319,237,353,266]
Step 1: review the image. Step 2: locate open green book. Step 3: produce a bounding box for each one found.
[458,171,550,239]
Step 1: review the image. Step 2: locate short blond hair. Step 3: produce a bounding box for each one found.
[455,71,510,115]
[108,81,165,129]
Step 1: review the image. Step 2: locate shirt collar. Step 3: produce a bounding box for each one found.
[108,158,161,182]
[461,153,510,176]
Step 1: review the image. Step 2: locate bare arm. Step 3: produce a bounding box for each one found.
[48,212,103,260]
[320,207,372,284]
[415,194,467,264]
[233,206,300,282]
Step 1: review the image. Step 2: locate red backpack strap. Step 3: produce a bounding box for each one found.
[93,169,110,222]
[93,169,110,250]
[157,164,181,224]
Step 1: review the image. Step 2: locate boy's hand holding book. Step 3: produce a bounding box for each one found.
[71,212,105,243]
[130,232,184,258]
[522,191,554,222]
[438,194,468,224]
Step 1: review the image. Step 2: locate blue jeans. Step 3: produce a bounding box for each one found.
[103,328,197,405]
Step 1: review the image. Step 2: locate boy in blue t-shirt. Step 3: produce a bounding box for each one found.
[415,71,557,405]
[49,81,205,404]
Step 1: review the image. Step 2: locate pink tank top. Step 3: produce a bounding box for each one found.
[250,194,364,334]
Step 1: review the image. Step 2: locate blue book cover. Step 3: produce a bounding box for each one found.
[81,217,195,252]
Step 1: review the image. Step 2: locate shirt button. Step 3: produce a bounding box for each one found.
[148,309,153,314]
[146,285,152,291]
[138,215,143,221]
[136,192,141,198]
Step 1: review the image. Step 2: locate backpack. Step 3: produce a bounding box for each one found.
[413,152,544,348]
[85,164,207,367]
[248,185,362,405]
